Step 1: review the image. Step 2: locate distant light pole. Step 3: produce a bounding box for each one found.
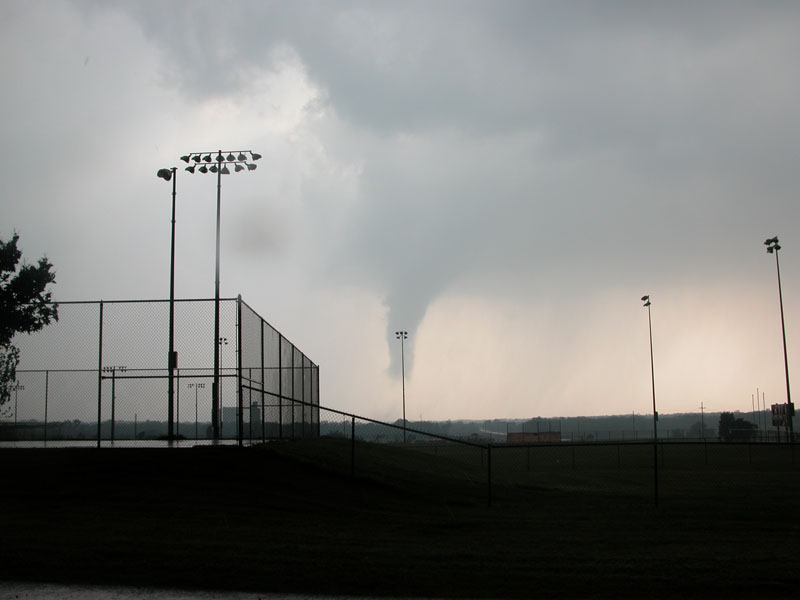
[642,295,659,507]
[395,330,408,443]
[181,150,260,440]
[11,383,24,426]
[700,402,706,440]
[157,167,178,440]
[764,236,794,439]
[102,366,126,441]
[188,382,206,440]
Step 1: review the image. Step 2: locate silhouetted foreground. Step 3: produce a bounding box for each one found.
[1,442,798,598]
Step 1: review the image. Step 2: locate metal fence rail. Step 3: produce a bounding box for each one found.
[301,405,799,507]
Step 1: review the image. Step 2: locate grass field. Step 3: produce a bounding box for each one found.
[1,440,799,598]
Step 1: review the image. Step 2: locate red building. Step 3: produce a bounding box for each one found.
[506,431,561,444]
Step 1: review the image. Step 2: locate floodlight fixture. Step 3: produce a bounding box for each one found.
[766,236,782,254]
[237,152,246,161]
[203,154,212,162]
[251,152,262,161]
[157,168,173,181]
[199,165,208,173]
[221,165,230,175]
[234,164,244,172]
[226,153,235,161]
[209,165,218,173]
[180,155,191,163]
[185,165,196,173]
[247,163,257,171]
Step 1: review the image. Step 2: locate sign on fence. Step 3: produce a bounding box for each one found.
[771,402,795,427]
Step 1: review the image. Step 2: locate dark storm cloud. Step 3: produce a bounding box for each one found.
[32,0,800,396]
[108,0,800,375]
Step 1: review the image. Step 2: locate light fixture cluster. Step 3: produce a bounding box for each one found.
[180,151,262,174]
[765,236,781,254]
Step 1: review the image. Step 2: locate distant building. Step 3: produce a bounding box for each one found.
[221,406,238,438]
[506,431,561,444]
[221,403,263,439]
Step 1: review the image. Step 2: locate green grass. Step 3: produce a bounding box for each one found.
[1,440,799,598]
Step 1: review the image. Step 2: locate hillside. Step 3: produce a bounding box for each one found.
[1,441,798,598]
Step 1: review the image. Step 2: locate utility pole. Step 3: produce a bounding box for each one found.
[700,402,705,440]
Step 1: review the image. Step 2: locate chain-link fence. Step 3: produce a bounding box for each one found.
[1,297,319,446]
[308,405,490,504]
[298,407,799,506]
[237,298,319,443]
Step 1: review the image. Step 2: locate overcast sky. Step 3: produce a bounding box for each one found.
[3,0,799,421]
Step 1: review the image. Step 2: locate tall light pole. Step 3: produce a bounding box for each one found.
[642,295,658,506]
[188,382,205,440]
[102,366,126,441]
[181,150,260,440]
[395,330,408,443]
[765,236,794,439]
[157,167,178,440]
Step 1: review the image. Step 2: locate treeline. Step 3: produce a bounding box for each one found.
[333,410,775,443]
[2,410,779,443]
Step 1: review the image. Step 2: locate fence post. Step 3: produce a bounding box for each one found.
[487,444,493,507]
[237,295,243,447]
[260,320,265,444]
[351,416,356,478]
[572,444,576,469]
[44,370,49,443]
[110,369,116,442]
[291,346,296,439]
[314,366,320,437]
[302,357,307,438]
[278,334,283,440]
[96,300,104,448]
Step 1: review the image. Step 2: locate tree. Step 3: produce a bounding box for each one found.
[689,420,713,439]
[718,411,757,442]
[1,233,58,407]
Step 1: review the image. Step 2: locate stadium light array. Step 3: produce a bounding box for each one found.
[182,149,260,440]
